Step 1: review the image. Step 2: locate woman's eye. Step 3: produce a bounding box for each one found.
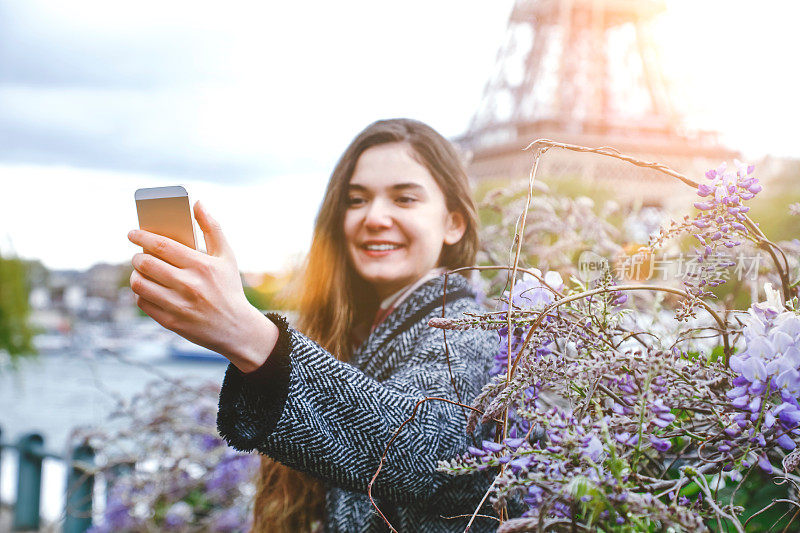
[397,196,417,205]
[347,197,365,206]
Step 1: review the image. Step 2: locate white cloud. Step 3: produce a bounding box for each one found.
[0,0,513,179]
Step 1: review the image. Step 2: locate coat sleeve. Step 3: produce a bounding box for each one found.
[216,309,498,506]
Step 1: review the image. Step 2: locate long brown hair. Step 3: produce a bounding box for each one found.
[250,118,480,532]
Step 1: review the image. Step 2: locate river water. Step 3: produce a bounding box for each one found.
[0,321,230,525]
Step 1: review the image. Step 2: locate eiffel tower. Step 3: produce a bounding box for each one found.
[458,0,737,208]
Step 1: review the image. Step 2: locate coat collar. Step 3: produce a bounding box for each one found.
[370,267,449,334]
[351,272,476,367]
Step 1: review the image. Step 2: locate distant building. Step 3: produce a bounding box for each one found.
[33,262,130,321]
[86,262,127,300]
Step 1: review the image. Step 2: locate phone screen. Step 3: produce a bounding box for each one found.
[135,186,197,250]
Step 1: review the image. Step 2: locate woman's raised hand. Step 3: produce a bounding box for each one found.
[128,200,277,372]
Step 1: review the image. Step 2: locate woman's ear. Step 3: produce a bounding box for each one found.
[443,210,467,245]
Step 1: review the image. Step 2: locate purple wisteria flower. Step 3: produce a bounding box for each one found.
[210,507,249,532]
[87,480,144,533]
[164,501,194,530]
[492,270,563,377]
[692,160,760,258]
[200,433,225,452]
[205,452,261,499]
[727,284,800,467]
[74,378,264,533]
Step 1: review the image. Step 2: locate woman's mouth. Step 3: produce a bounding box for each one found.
[361,243,403,257]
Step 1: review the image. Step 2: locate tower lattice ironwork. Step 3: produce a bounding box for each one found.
[458,0,736,208]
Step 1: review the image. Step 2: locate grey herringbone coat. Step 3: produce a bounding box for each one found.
[216,273,501,532]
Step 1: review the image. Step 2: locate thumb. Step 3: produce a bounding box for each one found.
[193,200,234,258]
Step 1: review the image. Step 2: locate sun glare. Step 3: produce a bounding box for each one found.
[652,0,800,157]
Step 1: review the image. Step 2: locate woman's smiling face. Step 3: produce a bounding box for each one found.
[343,142,466,301]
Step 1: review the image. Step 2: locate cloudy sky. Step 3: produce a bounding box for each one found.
[0,0,798,273]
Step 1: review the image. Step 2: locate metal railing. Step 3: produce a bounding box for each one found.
[0,426,95,532]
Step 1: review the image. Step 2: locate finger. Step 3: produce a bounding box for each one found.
[193,200,234,259]
[129,269,187,318]
[132,253,185,292]
[128,229,195,269]
[135,294,178,333]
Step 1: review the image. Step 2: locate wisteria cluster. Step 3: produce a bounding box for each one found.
[433,159,800,531]
[443,404,709,532]
[727,284,800,471]
[491,271,563,378]
[72,380,258,532]
[437,283,800,530]
[646,160,760,261]
[642,161,766,321]
[692,160,760,256]
[477,183,624,296]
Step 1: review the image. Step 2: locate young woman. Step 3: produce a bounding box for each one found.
[128,118,499,532]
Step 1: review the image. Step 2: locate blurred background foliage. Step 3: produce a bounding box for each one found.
[472,162,800,314]
[0,251,37,366]
[746,160,800,242]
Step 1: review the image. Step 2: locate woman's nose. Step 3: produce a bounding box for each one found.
[363,198,393,229]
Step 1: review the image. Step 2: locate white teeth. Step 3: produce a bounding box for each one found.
[364,244,401,251]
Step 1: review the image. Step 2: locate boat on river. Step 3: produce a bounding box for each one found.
[168,336,228,362]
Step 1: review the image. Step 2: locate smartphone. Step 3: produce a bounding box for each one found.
[134,185,197,250]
